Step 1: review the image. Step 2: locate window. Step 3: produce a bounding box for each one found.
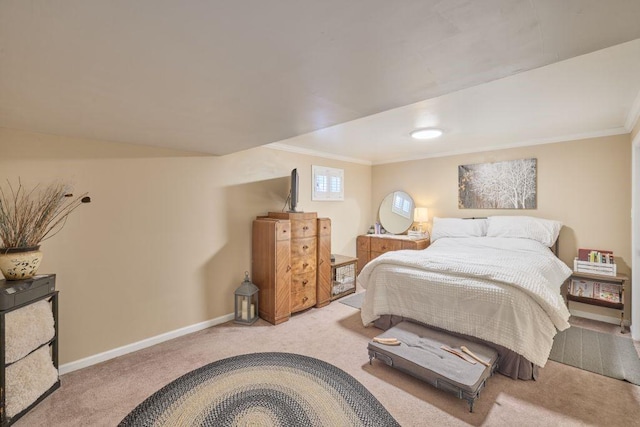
[312,166,344,201]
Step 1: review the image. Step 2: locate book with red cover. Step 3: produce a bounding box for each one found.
[578,248,613,262]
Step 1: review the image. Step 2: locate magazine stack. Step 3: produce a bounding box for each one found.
[568,278,621,304]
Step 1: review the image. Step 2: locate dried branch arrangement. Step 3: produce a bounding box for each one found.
[0,179,91,250]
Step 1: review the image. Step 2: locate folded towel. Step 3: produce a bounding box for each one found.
[6,345,58,418]
[5,300,55,364]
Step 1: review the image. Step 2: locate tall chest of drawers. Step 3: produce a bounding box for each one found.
[252,212,331,324]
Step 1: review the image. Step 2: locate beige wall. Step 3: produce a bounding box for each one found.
[373,134,632,318]
[2,125,632,364]
[0,127,372,364]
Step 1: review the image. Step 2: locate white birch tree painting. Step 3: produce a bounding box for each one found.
[458,158,537,209]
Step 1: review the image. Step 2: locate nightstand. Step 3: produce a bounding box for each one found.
[330,255,357,300]
[566,271,628,333]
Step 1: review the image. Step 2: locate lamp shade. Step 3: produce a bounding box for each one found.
[414,207,429,223]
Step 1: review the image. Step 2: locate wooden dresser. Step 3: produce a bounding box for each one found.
[356,234,430,274]
[252,212,331,324]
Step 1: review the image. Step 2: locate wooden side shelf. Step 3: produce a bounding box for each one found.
[330,255,357,300]
[566,294,623,310]
[566,271,628,332]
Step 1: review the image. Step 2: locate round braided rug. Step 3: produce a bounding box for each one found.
[119,352,399,427]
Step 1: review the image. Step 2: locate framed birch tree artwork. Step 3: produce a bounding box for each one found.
[458,158,537,209]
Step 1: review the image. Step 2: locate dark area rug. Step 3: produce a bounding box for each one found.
[339,291,365,309]
[119,352,399,426]
[549,326,640,385]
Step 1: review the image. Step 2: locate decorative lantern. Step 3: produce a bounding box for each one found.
[234,272,259,325]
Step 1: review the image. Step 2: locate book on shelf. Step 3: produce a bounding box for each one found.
[577,248,614,264]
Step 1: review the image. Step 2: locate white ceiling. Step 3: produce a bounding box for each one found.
[1,1,640,164]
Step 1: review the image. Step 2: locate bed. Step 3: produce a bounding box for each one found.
[358,216,572,380]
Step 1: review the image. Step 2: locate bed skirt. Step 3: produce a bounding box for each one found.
[373,315,539,380]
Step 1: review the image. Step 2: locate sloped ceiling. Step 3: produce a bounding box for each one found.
[1,1,640,163]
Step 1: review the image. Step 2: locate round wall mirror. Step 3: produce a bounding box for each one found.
[378,191,415,234]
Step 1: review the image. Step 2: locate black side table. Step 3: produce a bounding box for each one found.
[0,275,59,426]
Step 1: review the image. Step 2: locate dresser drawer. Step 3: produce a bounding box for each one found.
[291,271,315,293]
[290,237,317,259]
[317,218,331,236]
[357,235,370,252]
[371,238,402,253]
[402,239,430,250]
[290,219,317,239]
[291,253,316,274]
[291,285,316,312]
[275,221,291,241]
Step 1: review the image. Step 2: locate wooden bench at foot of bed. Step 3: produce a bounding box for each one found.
[368,321,498,412]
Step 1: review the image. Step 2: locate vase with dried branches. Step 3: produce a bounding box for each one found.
[0,180,91,280]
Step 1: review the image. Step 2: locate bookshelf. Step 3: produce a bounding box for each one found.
[566,271,627,332]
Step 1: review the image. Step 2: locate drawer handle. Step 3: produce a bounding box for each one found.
[319,259,324,265]
[303,245,309,250]
[303,226,309,231]
[302,279,308,286]
[303,263,309,268]
[302,296,308,303]
[381,246,387,250]
[286,265,292,272]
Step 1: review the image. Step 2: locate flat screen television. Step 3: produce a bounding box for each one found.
[288,168,299,212]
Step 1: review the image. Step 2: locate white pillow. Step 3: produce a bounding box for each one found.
[430,217,488,242]
[486,216,562,247]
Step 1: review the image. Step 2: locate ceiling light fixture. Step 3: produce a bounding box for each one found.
[410,127,443,140]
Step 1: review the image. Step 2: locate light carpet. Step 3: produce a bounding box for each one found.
[119,352,399,427]
[339,292,639,386]
[549,326,640,385]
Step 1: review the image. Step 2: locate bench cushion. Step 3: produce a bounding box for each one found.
[368,321,498,407]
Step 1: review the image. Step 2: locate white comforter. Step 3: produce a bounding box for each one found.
[359,237,572,367]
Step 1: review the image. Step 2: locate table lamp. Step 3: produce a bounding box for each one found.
[413,207,429,237]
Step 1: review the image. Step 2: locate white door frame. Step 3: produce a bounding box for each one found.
[632,134,640,340]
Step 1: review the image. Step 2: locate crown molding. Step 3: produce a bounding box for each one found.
[625,88,640,132]
[372,127,630,165]
[268,127,630,166]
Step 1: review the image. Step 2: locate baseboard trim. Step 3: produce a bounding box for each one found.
[59,312,235,375]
